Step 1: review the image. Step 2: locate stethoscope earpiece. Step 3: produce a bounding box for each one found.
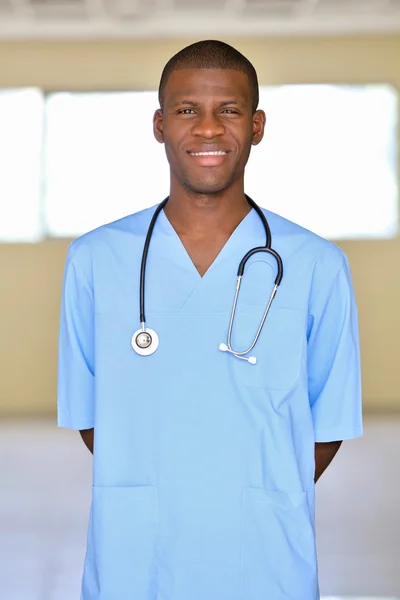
[219,342,257,365]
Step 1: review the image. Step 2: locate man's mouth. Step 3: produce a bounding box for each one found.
[189,151,229,157]
[187,150,230,166]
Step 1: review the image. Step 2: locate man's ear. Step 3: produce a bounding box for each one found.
[251,109,266,146]
[153,109,164,144]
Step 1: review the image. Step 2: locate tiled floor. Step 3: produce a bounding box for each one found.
[1,415,399,599]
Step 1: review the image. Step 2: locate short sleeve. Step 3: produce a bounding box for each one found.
[307,253,363,442]
[57,245,95,430]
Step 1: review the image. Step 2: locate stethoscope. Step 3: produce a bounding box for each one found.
[131,195,283,364]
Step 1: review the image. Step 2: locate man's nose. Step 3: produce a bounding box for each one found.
[191,113,225,138]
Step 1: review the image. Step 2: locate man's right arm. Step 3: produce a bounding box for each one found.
[57,246,95,437]
[80,428,94,453]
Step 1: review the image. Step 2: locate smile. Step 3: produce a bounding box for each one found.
[189,151,229,156]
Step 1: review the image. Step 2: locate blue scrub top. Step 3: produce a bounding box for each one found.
[58,204,363,600]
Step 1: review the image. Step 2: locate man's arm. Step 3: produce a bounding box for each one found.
[314,440,342,482]
[307,253,362,477]
[58,247,95,434]
[80,428,94,454]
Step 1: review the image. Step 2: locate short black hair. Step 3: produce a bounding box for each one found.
[158,40,259,113]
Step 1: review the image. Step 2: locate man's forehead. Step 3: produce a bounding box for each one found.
[165,87,250,108]
[164,68,251,103]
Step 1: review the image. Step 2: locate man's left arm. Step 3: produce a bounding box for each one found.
[308,250,363,478]
[314,441,342,483]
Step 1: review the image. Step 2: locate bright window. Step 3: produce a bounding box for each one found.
[0,89,44,242]
[246,85,398,239]
[0,85,398,242]
[44,85,398,240]
[43,91,169,238]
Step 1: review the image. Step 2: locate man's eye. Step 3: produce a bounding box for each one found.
[179,109,195,115]
[222,109,238,114]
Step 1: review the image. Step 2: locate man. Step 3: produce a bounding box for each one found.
[58,40,362,600]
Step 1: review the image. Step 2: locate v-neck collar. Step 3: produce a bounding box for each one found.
[155,206,257,281]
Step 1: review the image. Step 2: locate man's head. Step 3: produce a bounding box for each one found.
[158,40,259,114]
[153,40,266,197]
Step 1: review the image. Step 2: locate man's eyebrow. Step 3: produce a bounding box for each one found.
[219,100,239,106]
[171,99,241,107]
[171,100,197,107]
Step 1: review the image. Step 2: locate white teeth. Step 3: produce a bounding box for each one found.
[190,151,227,156]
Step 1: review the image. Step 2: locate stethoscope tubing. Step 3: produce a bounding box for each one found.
[136,195,283,362]
[139,197,168,325]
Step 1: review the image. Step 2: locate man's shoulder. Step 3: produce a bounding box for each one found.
[66,204,158,268]
[261,207,347,273]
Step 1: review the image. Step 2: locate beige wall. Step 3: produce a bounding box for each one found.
[0,35,399,415]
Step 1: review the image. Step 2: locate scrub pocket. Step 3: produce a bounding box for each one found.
[241,487,318,600]
[89,485,158,600]
[232,305,305,389]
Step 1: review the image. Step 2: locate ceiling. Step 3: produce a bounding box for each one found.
[1,0,400,39]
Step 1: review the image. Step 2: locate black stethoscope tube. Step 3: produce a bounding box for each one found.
[241,196,283,285]
[139,197,168,324]
[139,195,283,326]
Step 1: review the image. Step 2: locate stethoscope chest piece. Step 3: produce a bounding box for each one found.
[131,327,159,356]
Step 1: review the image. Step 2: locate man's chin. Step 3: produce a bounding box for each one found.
[182,178,232,196]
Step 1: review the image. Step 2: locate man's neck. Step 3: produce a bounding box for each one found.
[164,186,251,238]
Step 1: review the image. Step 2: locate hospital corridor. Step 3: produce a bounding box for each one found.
[1,1,400,600]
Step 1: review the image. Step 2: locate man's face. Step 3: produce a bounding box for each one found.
[153,68,266,196]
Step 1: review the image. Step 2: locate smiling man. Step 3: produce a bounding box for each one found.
[58,40,363,600]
